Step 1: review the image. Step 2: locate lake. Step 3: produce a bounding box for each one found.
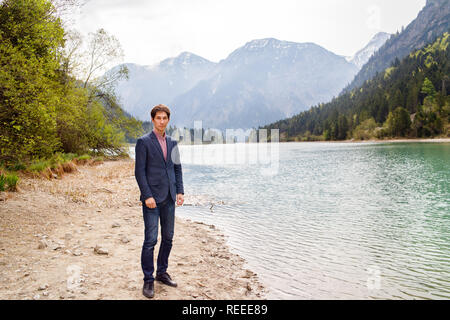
[131,141,450,299]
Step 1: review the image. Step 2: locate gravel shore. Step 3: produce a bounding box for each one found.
[0,159,266,300]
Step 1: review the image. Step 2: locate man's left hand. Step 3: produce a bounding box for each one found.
[176,194,184,206]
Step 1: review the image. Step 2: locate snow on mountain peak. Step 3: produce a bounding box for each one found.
[239,38,321,54]
[158,51,213,69]
[349,32,391,69]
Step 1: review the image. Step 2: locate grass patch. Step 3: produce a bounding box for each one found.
[0,174,5,191]
[27,153,79,173]
[2,148,126,181]
[73,154,91,165]
[5,173,19,191]
[0,172,19,191]
[28,160,50,173]
[7,162,26,171]
[76,154,91,161]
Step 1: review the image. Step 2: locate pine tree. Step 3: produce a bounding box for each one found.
[421,77,437,98]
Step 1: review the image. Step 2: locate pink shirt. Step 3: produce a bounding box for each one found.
[153,129,167,161]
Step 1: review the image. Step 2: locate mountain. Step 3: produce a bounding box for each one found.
[112,52,216,121]
[110,38,358,129]
[169,38,358,129]
[262,32,450,141]
[344,0,450,92]
[347,32,391,69]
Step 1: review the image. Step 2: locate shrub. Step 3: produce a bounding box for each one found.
[352,118,377,140]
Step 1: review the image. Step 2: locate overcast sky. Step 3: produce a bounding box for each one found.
[71,0,427,66]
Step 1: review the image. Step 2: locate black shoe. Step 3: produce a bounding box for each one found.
[142,281,154,298]
[155,272,178,287]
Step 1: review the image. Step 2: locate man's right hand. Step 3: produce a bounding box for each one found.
[145,197,156,209]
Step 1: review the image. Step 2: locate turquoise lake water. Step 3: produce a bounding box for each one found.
[132,141,450,299]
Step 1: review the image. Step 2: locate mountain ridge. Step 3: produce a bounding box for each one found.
[169,38,358,129]
[262,31,450,141]
[344,0,450,92]
[348,32,391,69]
[110,32,393,128]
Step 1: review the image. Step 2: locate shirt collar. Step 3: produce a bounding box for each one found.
[153,128,166,139]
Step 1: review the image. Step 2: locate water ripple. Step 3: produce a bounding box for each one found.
[172,142,450,299]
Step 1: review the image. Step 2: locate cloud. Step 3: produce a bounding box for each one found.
[71,0,426,66]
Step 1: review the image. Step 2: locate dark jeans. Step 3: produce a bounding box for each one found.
[141,193,175,282]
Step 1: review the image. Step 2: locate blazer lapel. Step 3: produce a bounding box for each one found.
[166,137,172,164]
[150,131,166,163]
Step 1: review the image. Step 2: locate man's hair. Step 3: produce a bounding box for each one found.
[151,104,171,119]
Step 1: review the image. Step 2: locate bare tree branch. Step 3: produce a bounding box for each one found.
[81,28,128,94]
[60,28,83,79]
[51,0,87,22]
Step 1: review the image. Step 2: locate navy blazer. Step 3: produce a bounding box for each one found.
[134,131,184,204]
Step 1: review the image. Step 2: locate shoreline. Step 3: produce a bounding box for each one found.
[132,137,450,147]
[332,137,450,144]
[0,159,266,300]
[280,137,450,144]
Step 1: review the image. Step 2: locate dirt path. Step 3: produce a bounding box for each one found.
[0,159,266,300]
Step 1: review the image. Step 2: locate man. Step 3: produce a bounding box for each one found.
[134,104,184,299]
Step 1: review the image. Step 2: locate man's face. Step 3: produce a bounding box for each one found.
[152,111,169,133]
